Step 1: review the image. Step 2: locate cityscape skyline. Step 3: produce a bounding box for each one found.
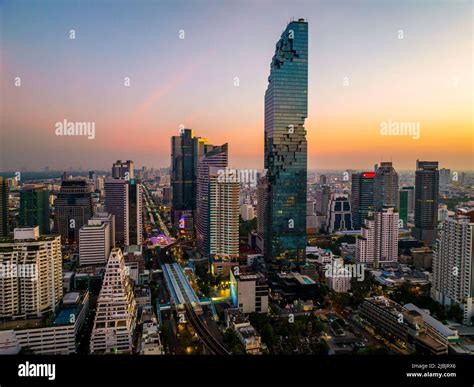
[1,0,472,172]
[1,1,474,384]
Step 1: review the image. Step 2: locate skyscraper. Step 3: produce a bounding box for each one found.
[54,179,93,243]
[399,186,414,227]
[79,219,111,266]
[351,172,375,229]
[104,178,129,246]
[0,177,9,237]
[0,227,62,318]
[264,19,308,267]
[208,166,240,260]
[127,179,143,246]
[413,160,439,246]
[431,214,474,324]
[374,162,399,211]
[90,248,137,354]
[439,168,451,187]
[326,194,353,233]
[112,160,134,180]
[196,144,230,257]
[356,207,399,268]
[171,129,213,233]
[19,184,50,234]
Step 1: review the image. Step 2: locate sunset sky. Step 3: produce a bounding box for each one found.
[1,0,472,172]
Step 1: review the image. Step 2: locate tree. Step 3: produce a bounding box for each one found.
[447,304,463,323]
[261,323,275,348]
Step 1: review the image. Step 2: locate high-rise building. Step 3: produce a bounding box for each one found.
[79,220,111,266]
[170,129,213,232]
[196,144,239,259]
[127,179,143,246]
[351,172,375,229]
[326,194,353,233]
[91,212,116,248]
[90,248,137,354]
[356,208,399,268]
[413,160,439,246]
[54,179,93,243]
[319,174,327,185]
[0,227,62,318]
[374,162,399,211]
[104,178,129,246]
[0,177,9,237]
[431,214,474,324]
[112,160,134,180]
[264,19,308,266]
[208,167,240,260]
[399,186,414,227]
[19,184,50,234]
[439,168,451,187]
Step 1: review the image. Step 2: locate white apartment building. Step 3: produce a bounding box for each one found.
[326,258,352,293]
[79,220,111,266]
[431,214,474,325]
[90,248,137,354]
[208,167,240,260]
[356,207,399,268]
[0,227,62,318]
[0,291,89,354]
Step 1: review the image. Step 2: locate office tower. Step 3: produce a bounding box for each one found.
[104,178,129,246]
[351,172,375,229]
[399,186,415,227]
[431,215,474,324]
[374,162,399,210]
[230,272,269,313]
[0,227,62,318]
[240,204,255,221]
[91,212,115,248]
[326,194,353,233]
[127,179,143,245]
[319,174,327,185]
[256,176,268,254]
[112,160,134,180]
[264,19,308,266]
[90,248,137,354]
[439,168,451,187]
[356,207,399,268]
[79,220,111,266]
[171,129,195,228]
[196,144,229,257]
[315,185,331,215]
[413,160,439,246]
[19,184,50,234]
[0,177,9,237]
[170,129,213,231]
[54,179,93,243]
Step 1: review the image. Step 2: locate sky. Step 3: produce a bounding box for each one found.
[1,0,472,172]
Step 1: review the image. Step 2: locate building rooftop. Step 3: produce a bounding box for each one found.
[404,303,458,339]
